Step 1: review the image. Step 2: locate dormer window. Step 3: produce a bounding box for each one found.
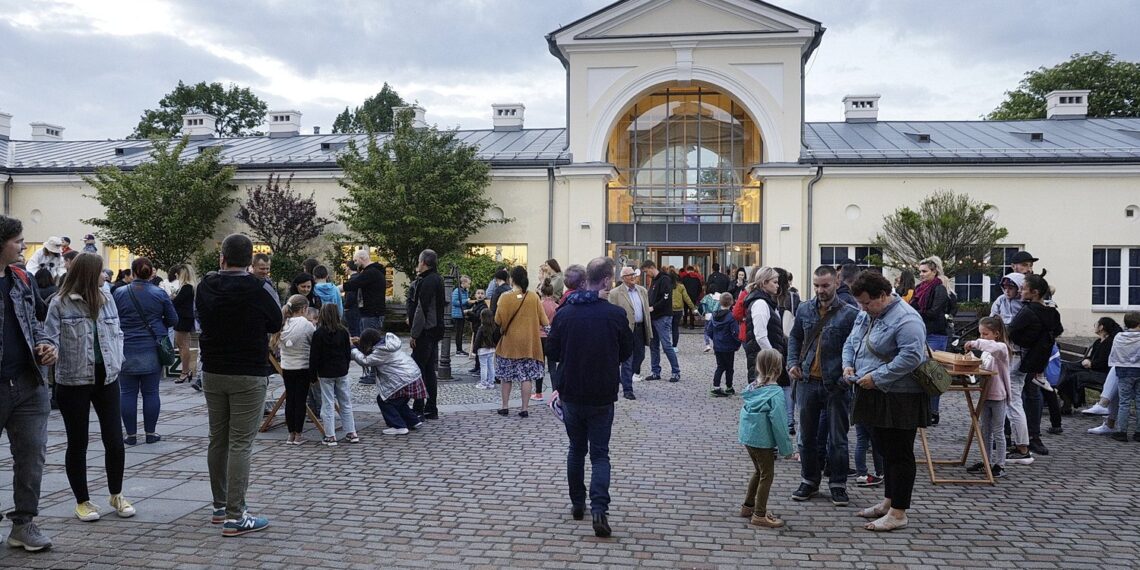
[273,114,292,122]
[904,132,931,143]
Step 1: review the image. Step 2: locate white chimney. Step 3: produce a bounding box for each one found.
[181,113,217,139]
[1045,89,1090,120]
[0,112,11,141]
[842,95,880,123]
[393,105,427,129]
[492,103,525,131]
[267,110,302,137]
[29,122,64,141]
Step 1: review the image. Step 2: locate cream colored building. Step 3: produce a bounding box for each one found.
[1,0,1138,332]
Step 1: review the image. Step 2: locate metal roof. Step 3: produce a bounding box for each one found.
[802,118,1140,164]
[0,128,570,173]
[5,118,1140,174]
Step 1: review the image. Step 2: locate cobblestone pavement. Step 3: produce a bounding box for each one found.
[2,330,1138,569]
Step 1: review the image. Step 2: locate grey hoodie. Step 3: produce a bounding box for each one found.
[989,272,1025,325]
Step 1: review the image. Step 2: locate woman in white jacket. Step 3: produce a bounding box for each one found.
[351,328,428,435]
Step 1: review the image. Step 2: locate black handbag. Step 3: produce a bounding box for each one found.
[126,285,177,367]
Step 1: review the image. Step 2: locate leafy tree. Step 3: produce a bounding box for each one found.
[83,137,237,270]
[332,83,407,133]
[441,251,513,295]
[336,108,497,280]
[987,52,1140,120]
[871,190,1008,277]
[236,173,334,285]
[131,80,268,138]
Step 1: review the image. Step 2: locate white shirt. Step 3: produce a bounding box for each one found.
[279,316,315,370]
[749,293,773,350]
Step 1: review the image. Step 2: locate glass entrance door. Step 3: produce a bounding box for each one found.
[652,247,720,276]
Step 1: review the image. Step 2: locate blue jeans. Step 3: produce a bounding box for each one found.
[376,396,422,430]
[358,316,385,381]
[797,380,852,489]
[119,370,161,435]
[318,376,356,435]
[854,422,883,477]
[927,334,948,413]
[0,373,49,524]
[1115,374,1140,433]
[563,401,615,515]
[620,324,646,393]
[477,352,496,388]
[649,317,680,377]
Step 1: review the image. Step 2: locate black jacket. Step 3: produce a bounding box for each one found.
[1008,302,1064,374]
[646,272,673,320]
[545,291,634,406]
[1087,336,1113,373]
[910,281,949,336]
[343,262,386,317]
[744,289,789,386]
[706,271,730,295]
[196,270,284,376]
[308,326,352,378]
[407,268,446,341]
[835,283,859,309]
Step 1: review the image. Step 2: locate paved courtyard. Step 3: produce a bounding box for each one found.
[1,330,1138,569]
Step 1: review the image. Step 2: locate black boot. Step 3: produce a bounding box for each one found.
[592,513,611,537]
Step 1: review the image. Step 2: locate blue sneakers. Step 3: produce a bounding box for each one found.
[221,514,269,537]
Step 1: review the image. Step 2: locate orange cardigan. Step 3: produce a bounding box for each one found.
[494,288,549,361]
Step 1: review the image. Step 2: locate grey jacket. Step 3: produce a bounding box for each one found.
[44,289,124,386]
[350,333,421,400]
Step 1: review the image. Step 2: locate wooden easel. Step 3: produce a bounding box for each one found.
[916,370,997,485]
[258,354,327,436]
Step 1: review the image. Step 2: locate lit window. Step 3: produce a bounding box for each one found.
[468,244,528,268]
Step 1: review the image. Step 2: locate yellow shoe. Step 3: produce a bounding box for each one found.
[75,501,101,522]
[109,494,136,518]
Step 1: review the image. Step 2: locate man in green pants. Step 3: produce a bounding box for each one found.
[195,234,283,537]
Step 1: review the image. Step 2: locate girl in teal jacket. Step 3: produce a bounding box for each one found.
[738,348,794,528]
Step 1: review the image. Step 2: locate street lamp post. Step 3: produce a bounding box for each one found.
[438,262,459,380]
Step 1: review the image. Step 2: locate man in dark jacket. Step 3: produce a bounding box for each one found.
[640,260,680,381]
[546,256,633,538]
[0,215,58,552]
[786,265,859,507]
[1008,273,1063,457]
[407,249,446,419]
[706,262,730,296]
[196,233,284,537]
[834,262,859,309]
[344,249,386,384]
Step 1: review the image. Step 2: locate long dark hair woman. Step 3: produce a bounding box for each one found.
[44,252,136,521]
[845,271,929,532]
[288,273,322,310]
[112,257,178,445]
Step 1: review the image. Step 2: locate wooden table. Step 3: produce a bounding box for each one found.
[916,369,998,485]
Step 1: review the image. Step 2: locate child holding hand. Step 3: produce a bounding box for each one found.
[738,349,795,528]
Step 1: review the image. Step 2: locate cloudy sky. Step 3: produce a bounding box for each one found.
[2,0,1138,140]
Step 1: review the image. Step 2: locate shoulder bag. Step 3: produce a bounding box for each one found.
[862,325,950,396]
[127,285,177,367]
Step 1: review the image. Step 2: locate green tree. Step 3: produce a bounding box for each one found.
[83,137,237,270]
[336,109,497,280]
[987,52,1140,120]
[440,251,512,295]
[871,190,1008,277]
[236,173,334,285]
[332,83,407,133]
[131,80,268,138]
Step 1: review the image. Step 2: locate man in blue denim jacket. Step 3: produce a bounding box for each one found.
[0,215,59,551]
[786,265,858,506]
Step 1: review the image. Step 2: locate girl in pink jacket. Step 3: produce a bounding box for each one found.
[964,317,1016,478]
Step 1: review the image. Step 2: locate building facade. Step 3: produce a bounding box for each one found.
[1,0,1138,332]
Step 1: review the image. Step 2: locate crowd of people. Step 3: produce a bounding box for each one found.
[4,209,1140,549]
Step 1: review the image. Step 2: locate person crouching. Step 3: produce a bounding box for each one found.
[350,328,427,435]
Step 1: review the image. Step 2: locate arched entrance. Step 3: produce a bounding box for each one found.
[605,83,763,272]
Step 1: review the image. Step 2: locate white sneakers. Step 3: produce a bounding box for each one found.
[383,428,410,435]
[632,374,642,383]
[1088,421,1114,435]
[1082,403,1111,415]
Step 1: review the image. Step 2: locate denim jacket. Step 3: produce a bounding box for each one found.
[0,265,51,383]
[786,298,858,384]
[43,290,124,386]
[842,294,927,394]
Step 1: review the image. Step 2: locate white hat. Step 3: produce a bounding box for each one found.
[44,237,63,254]
[620,266,640,278]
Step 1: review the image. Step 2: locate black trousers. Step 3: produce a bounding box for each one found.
[713,351,735,388]
[453,317,467,353]
[282,369,312,433]
[57,364,125,503]
[412,337,440,416]
[869,426,917,510]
